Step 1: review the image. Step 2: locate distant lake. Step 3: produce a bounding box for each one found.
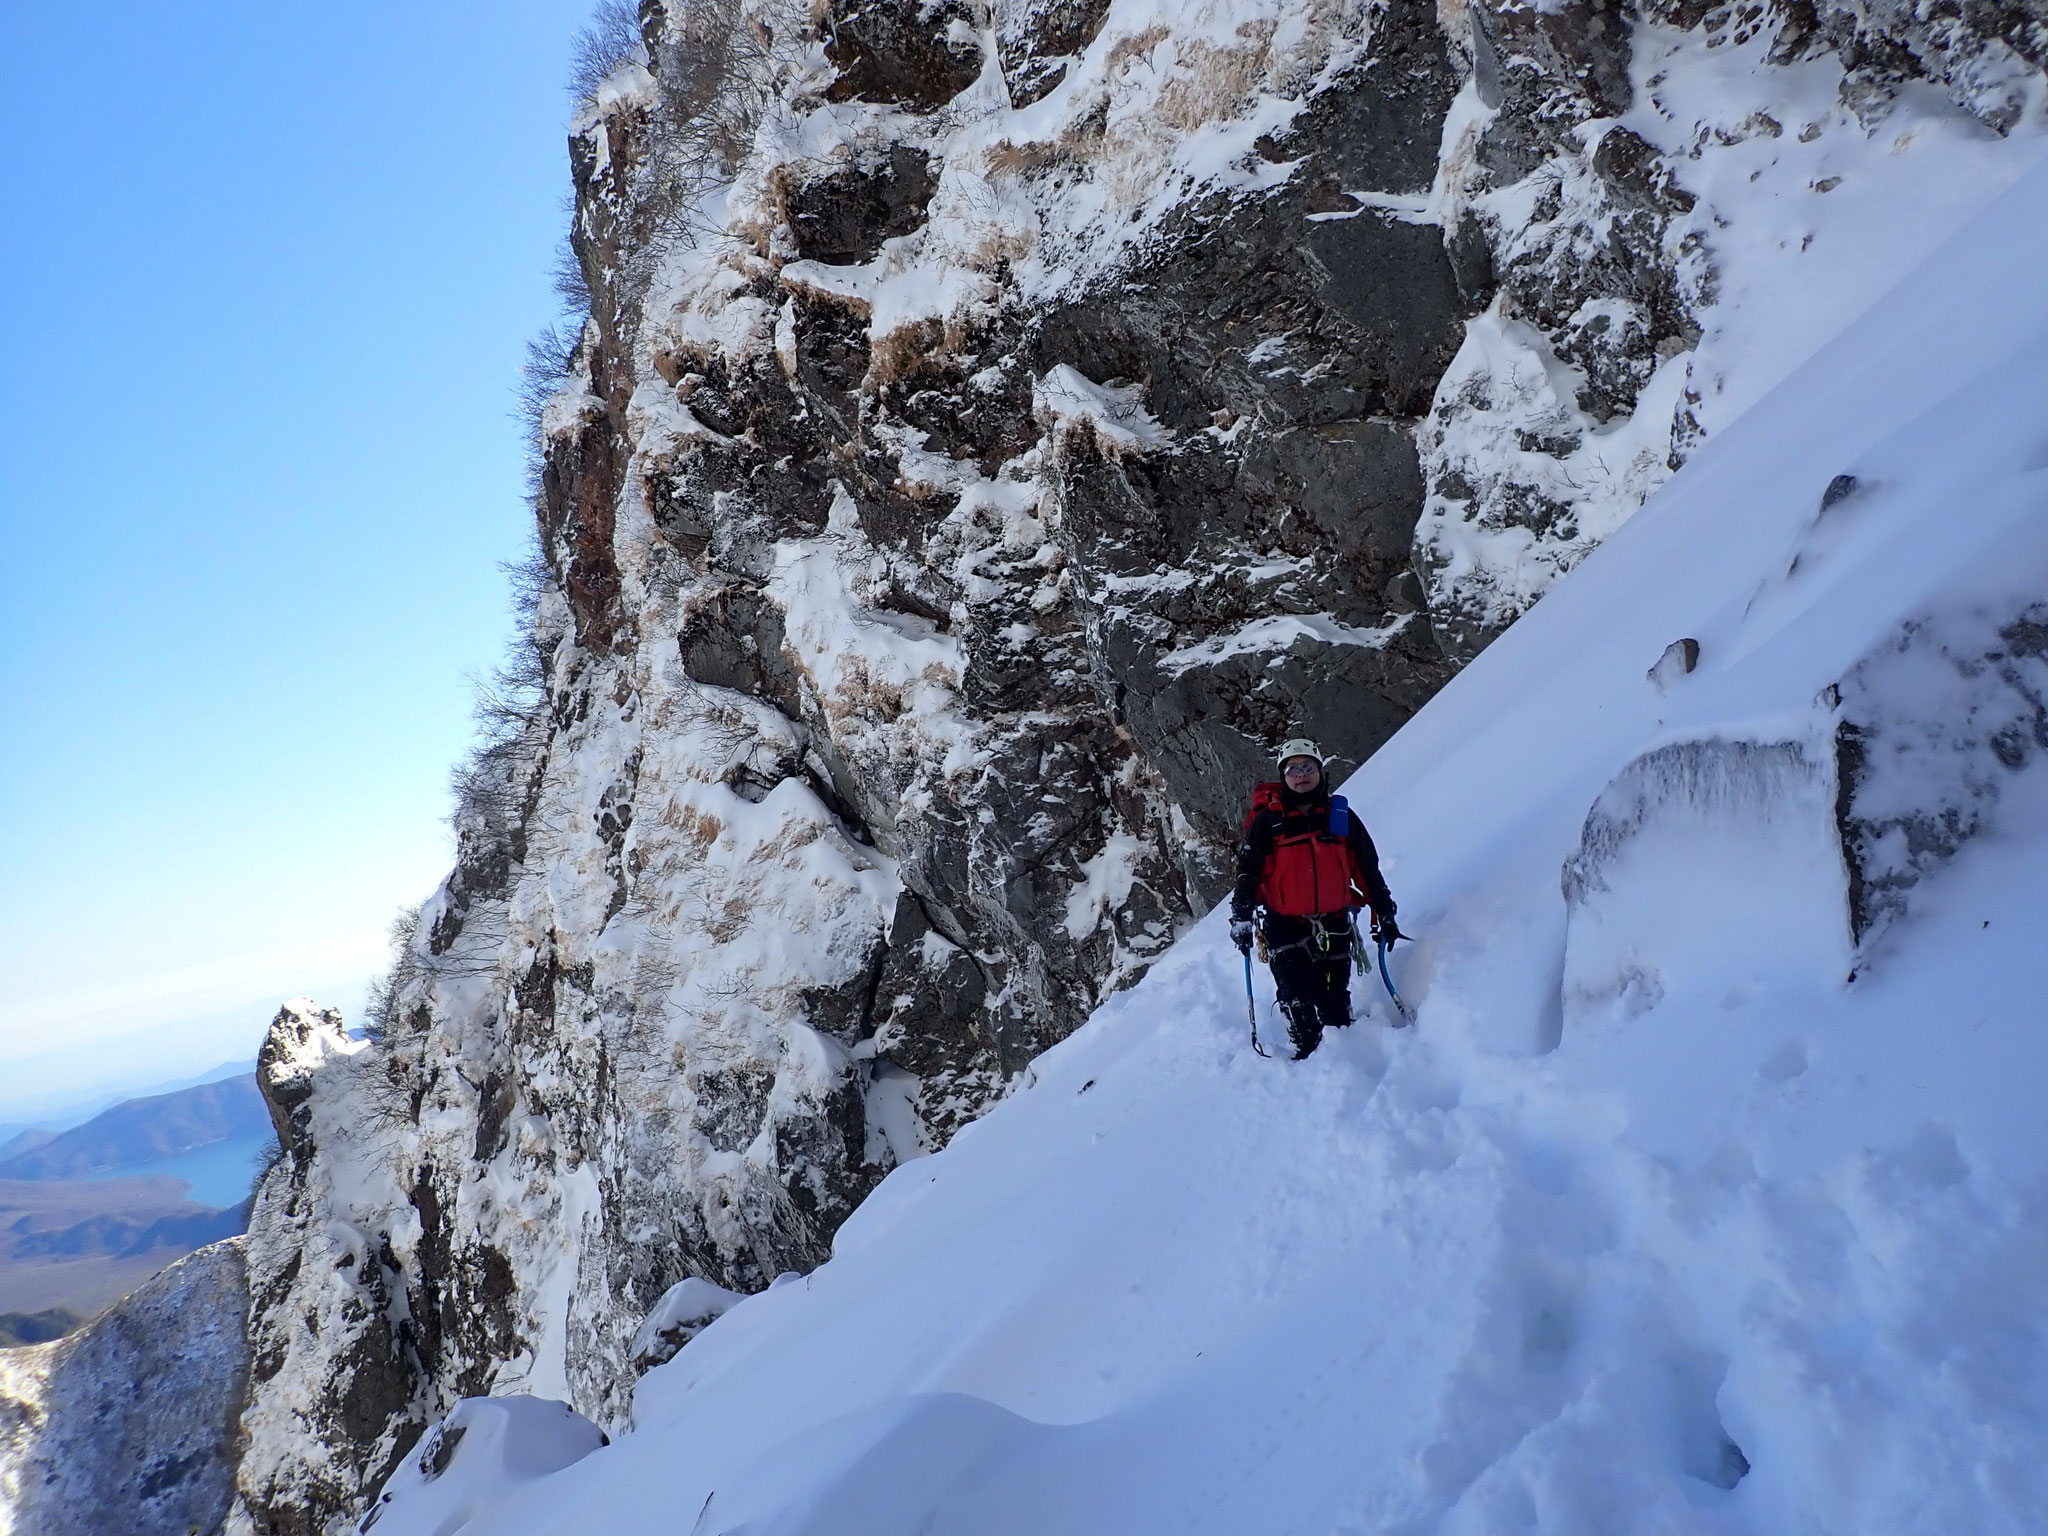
[86,1133,272,1208]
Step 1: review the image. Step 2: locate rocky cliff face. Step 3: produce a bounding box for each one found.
[227,2,2046,1531]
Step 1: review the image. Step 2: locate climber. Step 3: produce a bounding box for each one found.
[1229,738,1403,1059]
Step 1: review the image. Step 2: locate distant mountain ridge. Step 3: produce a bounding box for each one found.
[0,1076,269,1182]
[0,1054,254,1134]
[0,1075,269,1323]
[0,1176,247,1318]
[4,1197,248,1262]
[0,1129,55,1163]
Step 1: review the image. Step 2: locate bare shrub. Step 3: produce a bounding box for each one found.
[363,902,427,1042]
[358,1045,426,1138]
[476,542,557,744]
[515,320,584,494]
[444,705,550,927]
[634,0,787,267]
[569,0,647,108]
[246,1133,286,1204]
[434,517,566,926]
[551,232,593,316]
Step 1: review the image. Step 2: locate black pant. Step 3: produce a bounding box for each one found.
[1265,915,1353,1058]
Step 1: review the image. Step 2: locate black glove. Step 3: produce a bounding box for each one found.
[1370,908,1404,944]
[1229,916,1256,955]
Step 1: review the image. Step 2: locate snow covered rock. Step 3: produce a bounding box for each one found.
[0,1239,250,1536]
[351,1397,606,1536]
[227,2,2048,1530]
[237,1003,418,1536]
[325,147,2048,1536]
[1561,730,1851,1034]
[1791,0,2048,135]
[1416,2,2048,658]
[256,998,357,1160]
[1837,588,2048,950]
[629,1276,745,1372]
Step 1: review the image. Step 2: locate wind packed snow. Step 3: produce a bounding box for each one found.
[360,144,2048,1536]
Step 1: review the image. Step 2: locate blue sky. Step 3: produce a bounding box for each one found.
[0,1,596,1121]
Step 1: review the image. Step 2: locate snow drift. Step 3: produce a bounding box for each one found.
[360,132,2048,1536]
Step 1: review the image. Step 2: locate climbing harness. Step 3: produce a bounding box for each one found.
[1261,912,1350,962]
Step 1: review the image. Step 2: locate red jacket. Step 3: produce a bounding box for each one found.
[1231,783,1393,920]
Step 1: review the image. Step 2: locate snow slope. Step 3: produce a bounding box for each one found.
[367,154,2048,1534]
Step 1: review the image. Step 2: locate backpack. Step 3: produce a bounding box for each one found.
[1247,782,1350,837]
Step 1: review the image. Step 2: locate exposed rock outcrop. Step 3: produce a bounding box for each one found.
[1836,597,2048,947]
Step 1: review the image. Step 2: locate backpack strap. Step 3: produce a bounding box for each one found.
[1244,781,1285,833]
[1329,794,1350,839]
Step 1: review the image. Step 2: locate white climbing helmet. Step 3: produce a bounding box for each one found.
[1275,737,1322,771]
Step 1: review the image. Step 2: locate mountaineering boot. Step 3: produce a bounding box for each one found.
[1325,988,1354,1032]
[1284,999,1323,1060]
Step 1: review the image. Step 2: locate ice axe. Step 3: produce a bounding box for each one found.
[1245,950,1269,1057]
[1350,912,1412,1027]
[1376,937,1413,1027]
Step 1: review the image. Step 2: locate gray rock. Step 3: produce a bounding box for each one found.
[782,146,937,266]
[1819,473,1862,513]
[823,0,982,112]
[996,0,1113,106]
[1416,6,1719,663]
[1647,637,1700,689]
[255,1001,347,1163]
[1781,0,2048,135]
